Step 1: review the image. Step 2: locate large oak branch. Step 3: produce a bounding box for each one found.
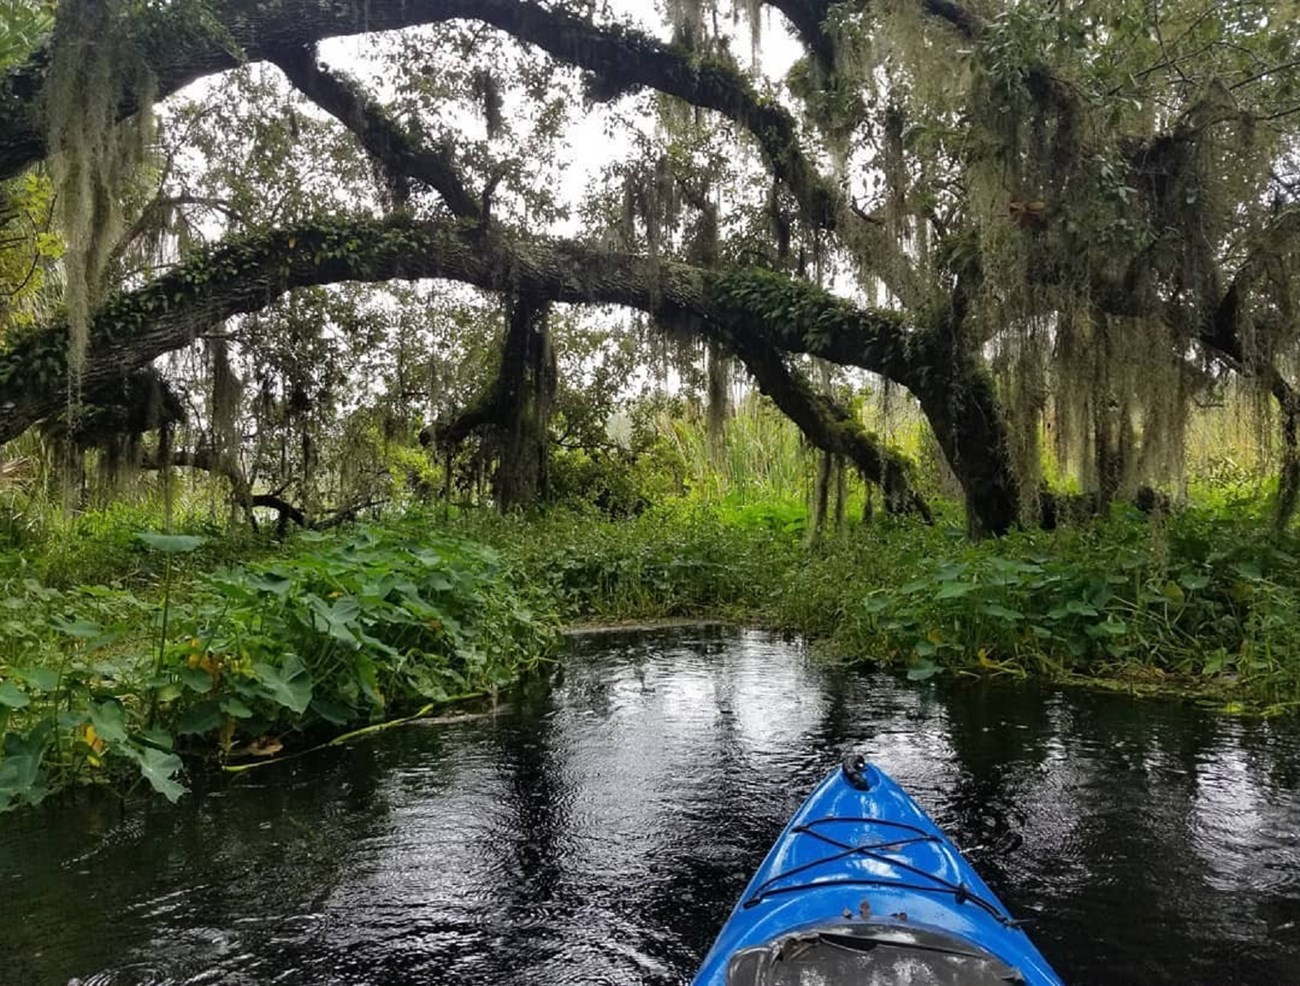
[0,216,910,431]
[269,46,481,220]
[726,329,932,519]
[5,0,925,301]
[0,215,1014,529]
[3,2,829,220]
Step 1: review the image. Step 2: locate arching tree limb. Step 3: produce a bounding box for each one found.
[2,2,825,216]
[4,1,923,288]
[268,45,481,220]
[0,214,1016,530]
[725,329,932,520]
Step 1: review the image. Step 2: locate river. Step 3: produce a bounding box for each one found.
[3,627,1300,984]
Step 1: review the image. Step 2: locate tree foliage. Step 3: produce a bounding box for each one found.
[0,0,1297,532]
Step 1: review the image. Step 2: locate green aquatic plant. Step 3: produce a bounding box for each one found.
[0,520,559,811]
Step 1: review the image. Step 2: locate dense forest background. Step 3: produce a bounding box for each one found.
[2,0,1300,809]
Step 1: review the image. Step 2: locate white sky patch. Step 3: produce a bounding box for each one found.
[153,3,900,425]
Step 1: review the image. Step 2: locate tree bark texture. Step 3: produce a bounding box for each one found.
[0,217,996,523]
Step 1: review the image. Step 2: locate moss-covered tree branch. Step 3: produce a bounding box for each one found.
[4,1,924,304]
[761,0,838,76]
[0,213,1015,531]
[725,329,932,520]
[268,45,481,221]
[3,1,832,225]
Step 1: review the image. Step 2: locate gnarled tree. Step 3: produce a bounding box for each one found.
[0,0,1297,532]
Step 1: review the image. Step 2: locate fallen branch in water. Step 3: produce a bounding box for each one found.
[221,690,488,774]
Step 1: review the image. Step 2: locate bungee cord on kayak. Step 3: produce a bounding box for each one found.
[742,816,1018,927]
[692,756,1064,986]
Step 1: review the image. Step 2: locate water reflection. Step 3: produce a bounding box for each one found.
[3,627,1300,984]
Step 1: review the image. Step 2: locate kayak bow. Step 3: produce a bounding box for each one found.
[693,754,1064,985]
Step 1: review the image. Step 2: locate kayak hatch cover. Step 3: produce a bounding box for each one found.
[692,754,1065,986]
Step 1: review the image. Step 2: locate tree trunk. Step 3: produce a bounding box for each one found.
[809,448,833,543]
[911,329,1020,537]
[493,297,555,510]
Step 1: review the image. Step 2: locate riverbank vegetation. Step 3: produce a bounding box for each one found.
[3,438,1298,811]
[3,0,1300,809]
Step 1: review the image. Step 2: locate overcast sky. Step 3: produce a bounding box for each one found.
[312,2,806,237]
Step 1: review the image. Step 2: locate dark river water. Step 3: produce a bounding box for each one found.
[4,627,1300,985]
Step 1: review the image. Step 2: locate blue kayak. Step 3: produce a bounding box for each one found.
[693,755,1064,985]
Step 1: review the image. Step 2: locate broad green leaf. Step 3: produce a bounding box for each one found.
[177,665,214,694]
[15,667,59,692]
[246,571,292,596]
[307,595,361,645]
[935,582,974,600]
[0,749,46,811]
[220,697,254,719]
[56,709,88,731]
[1231,561,1263,582]
[0,725,52,812]
[176,701,223,736]
[137,532,206,554]
[139,727,174,751]
[907,660,941,682]
[133,747,186,803]
[155,683,183,704]
[0,682,30,709]
[354,653,383,707]
[48,615,103,639]
[89,700,129,745]
[978,603,1023,621]
[310,696,353,725]
[252,655,313,714]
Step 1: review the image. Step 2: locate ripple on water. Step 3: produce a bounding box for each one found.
[5,627,1300,985]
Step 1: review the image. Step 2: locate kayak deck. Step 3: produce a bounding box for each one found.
[692,756,1063,985]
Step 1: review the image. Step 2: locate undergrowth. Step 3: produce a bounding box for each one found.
[2,495,1299,813]
[0,520,557,812]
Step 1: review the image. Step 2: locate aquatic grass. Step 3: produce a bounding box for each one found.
[446,501,800,620]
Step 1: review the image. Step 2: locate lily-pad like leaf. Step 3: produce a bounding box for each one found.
[177,665,214,694]
[245,571,292,596]
[89,700,129,745]
[220,696,254,719]
[15,667,59,692]
[176,701,223,736]
[252,655,313,714]
[133,746,186,803]
[139,727,174,751]
[48,615,103,639]
[154,683,183,704]
[0,748,47,811]
[907,659,941,682]
[0,724,53,812]
[0,682,30,709]
[935,581,974,600]
[137,532,206,554]
[310,696,353,725]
